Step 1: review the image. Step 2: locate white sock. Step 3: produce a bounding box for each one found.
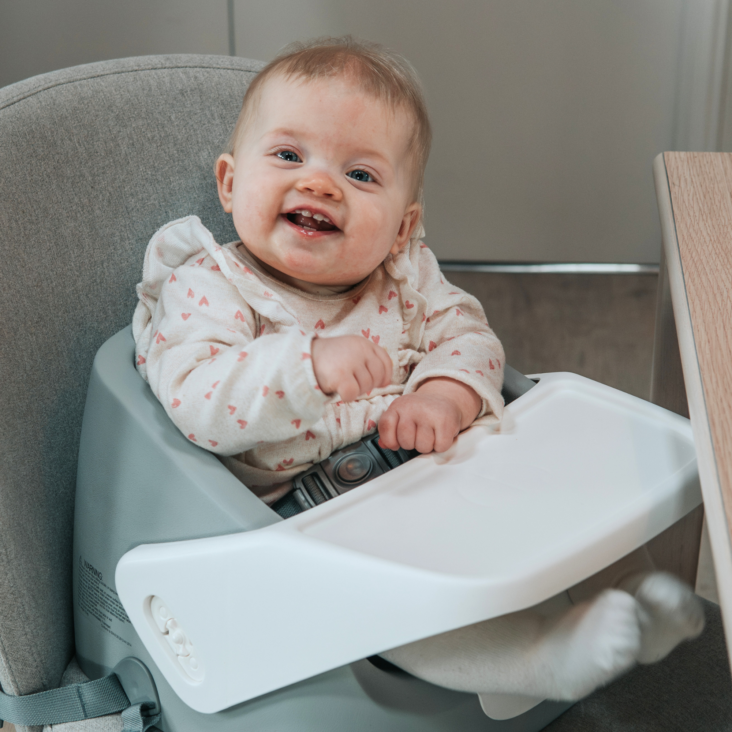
[620,572,705,664]
[381,589,641,701]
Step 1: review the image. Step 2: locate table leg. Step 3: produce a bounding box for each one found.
[646,250,704,587]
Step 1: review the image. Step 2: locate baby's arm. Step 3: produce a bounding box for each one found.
[142,261,328,454]
[379,251,505,453]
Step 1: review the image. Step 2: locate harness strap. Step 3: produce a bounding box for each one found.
[0,674,158,731]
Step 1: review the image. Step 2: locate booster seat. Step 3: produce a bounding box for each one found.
[72,323,700,731]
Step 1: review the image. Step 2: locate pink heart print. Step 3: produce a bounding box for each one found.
[181,313,191,320]
[362,328,370,339]
[228,405,237,414]
[171,399,181,408]
[379,306,388,314]
[315,319,325,329]
[388,290,397,300]
[291,419,301,429]
[371,335,380,344]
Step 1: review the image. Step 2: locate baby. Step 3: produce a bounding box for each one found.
[133,36,704,703]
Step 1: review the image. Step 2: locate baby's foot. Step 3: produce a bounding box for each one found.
[535,589,641,700]
[624,572,705,664]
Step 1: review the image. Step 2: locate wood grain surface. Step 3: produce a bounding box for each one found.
[665,152,732,547]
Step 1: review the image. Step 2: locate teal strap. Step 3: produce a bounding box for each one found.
[122,702,161,732]
[0,674,132,727]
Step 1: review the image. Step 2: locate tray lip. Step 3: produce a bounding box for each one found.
[286,370,696,536]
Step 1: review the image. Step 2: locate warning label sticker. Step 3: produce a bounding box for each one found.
[78,556,132,647]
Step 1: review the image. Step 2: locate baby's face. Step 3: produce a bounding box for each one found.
[216,73,421,287]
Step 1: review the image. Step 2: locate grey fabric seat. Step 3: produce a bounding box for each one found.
[1,54,731,732]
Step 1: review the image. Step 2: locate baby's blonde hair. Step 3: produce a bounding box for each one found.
[229,36,432,202]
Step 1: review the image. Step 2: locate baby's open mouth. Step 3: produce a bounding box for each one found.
[285,209,339,232]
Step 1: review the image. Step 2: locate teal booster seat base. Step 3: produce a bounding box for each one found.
[73,327,700,731]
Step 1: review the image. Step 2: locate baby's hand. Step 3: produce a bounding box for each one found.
[311,335,392,402]
[378,378,481,453]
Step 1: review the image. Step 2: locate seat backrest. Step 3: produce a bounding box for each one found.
[0,54,262,706]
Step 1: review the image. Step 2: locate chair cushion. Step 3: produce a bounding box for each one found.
[0,54,262,725]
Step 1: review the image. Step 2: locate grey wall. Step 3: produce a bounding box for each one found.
[0,0,229,81]
[1,0,730,263]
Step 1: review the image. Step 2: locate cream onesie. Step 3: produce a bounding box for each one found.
[133,216,505,503]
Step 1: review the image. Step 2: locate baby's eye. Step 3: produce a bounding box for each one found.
[276,150,301,163]
[347,169,373,183]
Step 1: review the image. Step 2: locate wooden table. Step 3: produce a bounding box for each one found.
[653,151,732,662]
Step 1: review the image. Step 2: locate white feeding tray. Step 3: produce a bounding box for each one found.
[116,372,700,713]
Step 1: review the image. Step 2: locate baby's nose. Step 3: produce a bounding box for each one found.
[296,171,343,200]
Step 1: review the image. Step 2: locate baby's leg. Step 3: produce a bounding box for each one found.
[567,547,705,664]
[381,589,640,701]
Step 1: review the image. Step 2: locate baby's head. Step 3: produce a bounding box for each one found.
[215,36,432,288]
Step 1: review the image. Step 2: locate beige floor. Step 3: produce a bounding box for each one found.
[448,270,658,400]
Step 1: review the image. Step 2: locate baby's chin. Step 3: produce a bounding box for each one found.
[255,256,365,291]
[275,256,371,289]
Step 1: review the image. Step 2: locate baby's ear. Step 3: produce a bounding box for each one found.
[390,202,422,255]
[215,154,236,213]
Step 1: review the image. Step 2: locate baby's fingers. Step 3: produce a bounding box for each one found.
[337,375,362,402]
[395,414,418,451]
[414,423,436,454]
[372,343,393,387]
[377,408,400,451]
[433,421,460,453]
[364,351,391,390]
